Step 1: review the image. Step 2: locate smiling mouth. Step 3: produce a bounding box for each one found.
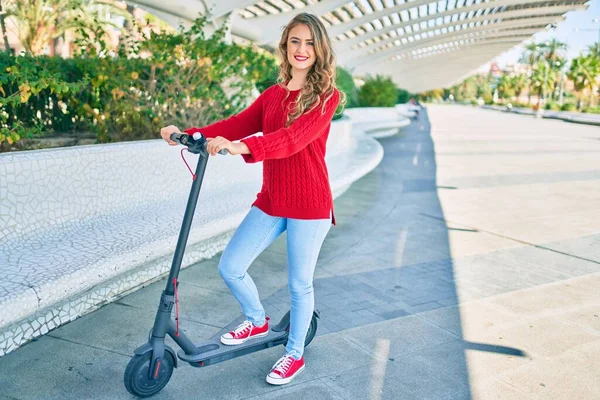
[294,55,309,62]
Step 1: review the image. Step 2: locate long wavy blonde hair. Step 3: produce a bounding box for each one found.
[277,13,346,127]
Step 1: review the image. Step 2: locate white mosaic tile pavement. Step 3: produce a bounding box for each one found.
[0,117,385,356]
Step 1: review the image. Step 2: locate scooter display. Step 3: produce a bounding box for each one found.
[123,132,320,397]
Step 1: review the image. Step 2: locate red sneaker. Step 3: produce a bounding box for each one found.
[266,354,305,385]
[220,318,269,345]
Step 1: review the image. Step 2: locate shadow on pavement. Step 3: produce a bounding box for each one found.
[0,108,528,400]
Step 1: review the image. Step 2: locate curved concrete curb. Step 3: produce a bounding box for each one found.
[354,120,411,139]
[344,107,411,139]
[481,105,600,126]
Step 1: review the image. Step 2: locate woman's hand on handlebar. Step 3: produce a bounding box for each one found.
[206,136,249,156]
[160,125,179,146]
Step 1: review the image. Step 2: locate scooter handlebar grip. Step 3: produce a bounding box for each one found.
[170,132,188,144]
[170,131,228,154]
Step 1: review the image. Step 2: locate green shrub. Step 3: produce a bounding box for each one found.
[561,103,577,112]
[336,66,358,108]
[582,106,600,114]
[357,75,397,107]
[545,102,560,111]
[396,88,411,104]
[331,66,357,120]
[254,53,279,94]
[0,17,279,152]
[0,53,90,151]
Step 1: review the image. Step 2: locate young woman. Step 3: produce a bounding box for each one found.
[161,12,345,385]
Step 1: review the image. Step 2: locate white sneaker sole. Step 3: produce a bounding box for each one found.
[266,364,305,385]
[220,330,268,346]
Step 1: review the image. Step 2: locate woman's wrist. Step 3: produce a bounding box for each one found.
[234,142,251,155]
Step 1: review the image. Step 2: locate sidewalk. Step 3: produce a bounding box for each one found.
[0,105,599,399]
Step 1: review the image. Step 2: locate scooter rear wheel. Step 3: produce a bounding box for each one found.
[285,313,318,347]
[124,352,175,397]
[304,314,318,346]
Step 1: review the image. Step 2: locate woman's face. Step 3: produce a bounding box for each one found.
[287,24,316,73]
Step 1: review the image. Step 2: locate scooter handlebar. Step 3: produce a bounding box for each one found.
[169,132,228,155]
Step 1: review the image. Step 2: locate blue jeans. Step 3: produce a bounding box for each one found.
[218,206,331,360]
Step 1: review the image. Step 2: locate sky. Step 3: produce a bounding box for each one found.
[480,0,600,70]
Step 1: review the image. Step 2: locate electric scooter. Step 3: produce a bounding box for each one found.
[123,132,320,397]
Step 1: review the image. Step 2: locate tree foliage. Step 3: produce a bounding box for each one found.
[0,17,279,151]
[357,75,397,107]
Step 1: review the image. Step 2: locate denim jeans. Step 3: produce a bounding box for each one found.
[218,206,331,360]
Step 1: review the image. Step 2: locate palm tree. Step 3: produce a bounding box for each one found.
[587,43,599,59]
[567,55,599,108]
[540,39,567,102]
[511,74,527,101]
[496,74,514,100]
[0,0,12,52]
[531,61,557,105]
[540,38,567,64]
[521,42,541,65]
[5,0,127,55]
[520,42,541,103]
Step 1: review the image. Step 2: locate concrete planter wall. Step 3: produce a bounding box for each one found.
[344,107,411,139]
[343,107,400,122]
[0,113,388,356]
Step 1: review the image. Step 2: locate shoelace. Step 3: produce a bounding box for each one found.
[273,355,294,375]
[233,320,253,338]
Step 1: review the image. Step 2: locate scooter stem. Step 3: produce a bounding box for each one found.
[164,150,209,295]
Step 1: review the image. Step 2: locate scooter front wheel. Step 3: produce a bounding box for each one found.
[124,352,175,397]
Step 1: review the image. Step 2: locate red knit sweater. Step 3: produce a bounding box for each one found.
[184,84,341,224]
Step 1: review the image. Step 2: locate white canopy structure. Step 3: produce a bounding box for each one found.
[128,0,589,92]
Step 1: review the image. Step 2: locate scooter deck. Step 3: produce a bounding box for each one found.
[177,317,289,366]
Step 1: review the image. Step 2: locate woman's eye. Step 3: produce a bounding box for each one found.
[307,42,314,46]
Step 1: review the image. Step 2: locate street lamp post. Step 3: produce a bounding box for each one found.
[554,60,564,105]
[543,58,549,105]
[594,18,600,56]
[580,19,600,56]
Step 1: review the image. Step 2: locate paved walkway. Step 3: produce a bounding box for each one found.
[1,105,599,399]
[483,104,600,126]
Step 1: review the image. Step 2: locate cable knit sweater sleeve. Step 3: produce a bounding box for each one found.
[183,89,265,141]
[240,89,340,163]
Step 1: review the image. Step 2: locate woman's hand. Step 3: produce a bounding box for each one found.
[160,125,180,145]
[206,136,249,156]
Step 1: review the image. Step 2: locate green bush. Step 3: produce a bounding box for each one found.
[254,53,279,93]
[357,75,397,107]
[0,17,278,152]
[396,88,411,104]
[561,103,577,112]
[332,66,357,120]
[545,102,560,111]
[336,66,358,108]
[582,106,600,114]
[0,53,90,150]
